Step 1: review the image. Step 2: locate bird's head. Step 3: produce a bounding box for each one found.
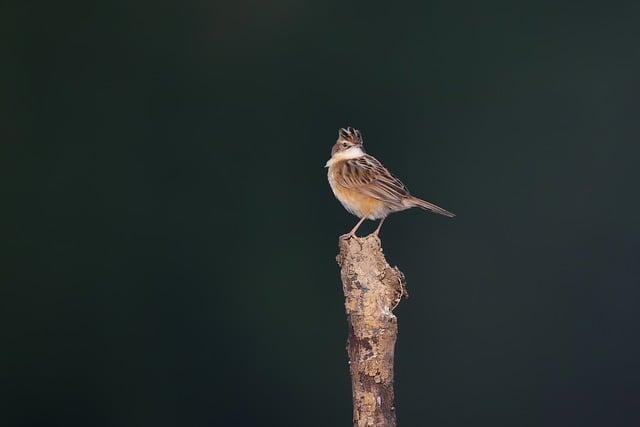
[331,127,364,156]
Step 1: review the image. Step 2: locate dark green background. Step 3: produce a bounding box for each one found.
[3,1,640,426]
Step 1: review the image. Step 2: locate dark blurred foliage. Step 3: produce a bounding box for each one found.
[2,0,640,426]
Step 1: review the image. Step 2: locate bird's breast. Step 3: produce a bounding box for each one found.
[327,165,388,219]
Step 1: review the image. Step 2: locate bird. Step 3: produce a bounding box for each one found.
[326,127,454,238]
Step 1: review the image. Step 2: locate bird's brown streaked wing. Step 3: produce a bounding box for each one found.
[335,155,410,205]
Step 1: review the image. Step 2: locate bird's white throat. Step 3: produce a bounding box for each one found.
[325,146,365,167]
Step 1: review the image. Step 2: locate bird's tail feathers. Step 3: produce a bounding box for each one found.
[407,196,455,218]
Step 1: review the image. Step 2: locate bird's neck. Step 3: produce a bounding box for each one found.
[325,147,365,167]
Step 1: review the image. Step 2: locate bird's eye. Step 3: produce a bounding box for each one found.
[341,143,348,148]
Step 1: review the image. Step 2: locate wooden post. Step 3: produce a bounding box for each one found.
[337,235,408,427]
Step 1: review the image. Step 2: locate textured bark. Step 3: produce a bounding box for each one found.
[337,235,408,427]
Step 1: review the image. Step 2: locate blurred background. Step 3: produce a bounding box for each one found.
[3,1,640,426]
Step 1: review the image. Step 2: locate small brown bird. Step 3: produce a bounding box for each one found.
[326,127,454,238]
